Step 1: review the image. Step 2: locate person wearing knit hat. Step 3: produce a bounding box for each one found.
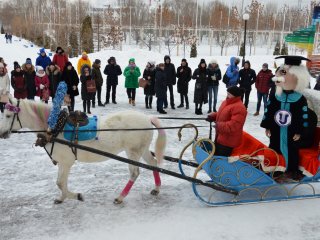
[77,52,92,75]
[207,59,221,113]
[206,86,247,156]
[92,59,104,107]
[52,46,69,72]
[238,60,256,109]
[253,63,273,116]
[61,61,79,112]
[0,62,10,113]
[124,58,141,106]
[143,61,156,109]
[22,58,36,100]
[104,56,122,105]
[11,61,27,99]
[35,65,50,103]
[36,48,52,70]
[191,59,209,115]
[176,58,192,109]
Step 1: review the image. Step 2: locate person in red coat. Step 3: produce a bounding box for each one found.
[206,86,247,156]
[11,62,27,99]
[254,63,273,116]
[52,47,69,72]
[35,66,50,103]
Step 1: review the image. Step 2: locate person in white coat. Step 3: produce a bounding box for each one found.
[0,62,10,113]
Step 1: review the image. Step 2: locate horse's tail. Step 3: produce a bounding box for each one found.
[150,117,166,166]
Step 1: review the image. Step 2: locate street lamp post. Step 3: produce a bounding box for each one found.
[242,13,250,67]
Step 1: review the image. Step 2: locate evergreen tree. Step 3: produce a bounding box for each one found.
[69,28,79,58]
[1,25,4,34]
[280,42,288,55]
[80,16,94,53]
[273,41,280,55]
[190,43,197,58]
[239,42,245,57]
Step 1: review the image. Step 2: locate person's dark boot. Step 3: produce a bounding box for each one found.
[92,102,95,108]
[98,101,104,107]
[87,101,91,114]
[145,97,149,109]
[149,96,153,109]
[112,99,117,104]
[207,109,212,113]
[185,96,189,109]
[104,100,109,105]
[177,104,184,108]
[159,109,167,114]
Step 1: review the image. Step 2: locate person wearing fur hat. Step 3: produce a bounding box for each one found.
[61,62,79,112]
[22,58,36,100]
[80,65,95,114]
[163,55,176,109]
[77,52,92,75]
[192,59,209,115]
[46,63,61,98]
[238,60,256,109]
[124,58,141,106]
[260,56,311,181]
[11,62,27,99]
[103,56,122,105]
[35,65,50,103]
[92,59,104,107]
[0,62,10,113]
[52,46,69,72]
[35,48,52,70]
[254,63,273,116]
[207,59,222,113]
[206,86,247,156]
[176,59,192,109]
[143,61,156,109]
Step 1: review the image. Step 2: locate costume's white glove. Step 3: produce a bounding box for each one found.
[211,75,216,81]
[40,84,44,90]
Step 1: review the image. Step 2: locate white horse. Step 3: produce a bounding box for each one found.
[0,98,166,204]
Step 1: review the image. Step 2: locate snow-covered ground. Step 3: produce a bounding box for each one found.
[0,35,319,240]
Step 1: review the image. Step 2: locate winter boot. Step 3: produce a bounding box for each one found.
[177,104,184,108]
[145,97,149,109]
[98,101,104,107]
[129,98,132,104]
[149,96,153,109]
[92,102,95,108]
[253,112,259,116]
[132,100,136,106]
[87,101,91,114]
[185,96,189,109]
[207,109,212,114]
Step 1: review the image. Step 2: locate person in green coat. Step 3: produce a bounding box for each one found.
[124,58,141,106]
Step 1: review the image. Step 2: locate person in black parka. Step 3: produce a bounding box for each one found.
[176,58,192,109]
[22,58,36,100]
[62,61,79,112]
[80,65,95,114]
[238,60,256,109]
[163,55,176,109]
[155,63,167,114]
[192,59,209,115]
[143,61,156,109]
[92,59,104,107]
[103,56,122,104]
[46,63,61,98]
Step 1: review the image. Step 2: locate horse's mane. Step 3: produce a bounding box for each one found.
[20,99,51,129]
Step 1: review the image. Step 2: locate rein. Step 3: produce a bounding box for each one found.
[6,100,23,132]
[11,125,208,134]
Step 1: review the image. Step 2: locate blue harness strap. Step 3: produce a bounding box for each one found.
[63,115,98,142]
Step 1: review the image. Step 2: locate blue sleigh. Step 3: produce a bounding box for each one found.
[178,127,320,206]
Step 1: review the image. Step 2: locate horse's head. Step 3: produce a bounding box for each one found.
[0,97,20,139]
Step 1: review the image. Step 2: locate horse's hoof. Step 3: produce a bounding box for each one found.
[77,193,84,202]
[113,198,123,205]
[150,189,159,196]
[54,199,63,204]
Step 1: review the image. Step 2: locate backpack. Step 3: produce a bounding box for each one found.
[222,73,230,85]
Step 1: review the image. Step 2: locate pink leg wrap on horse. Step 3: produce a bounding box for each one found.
[120,180,135,197]
[153,171,161,187]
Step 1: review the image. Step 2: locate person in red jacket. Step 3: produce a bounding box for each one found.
[11,62,28,99]
[206,86,247,156]
[35,66,50,103]
[254,63,273,116]
[52,47,69,72]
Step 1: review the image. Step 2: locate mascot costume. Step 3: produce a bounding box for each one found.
[261,55,318,180]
